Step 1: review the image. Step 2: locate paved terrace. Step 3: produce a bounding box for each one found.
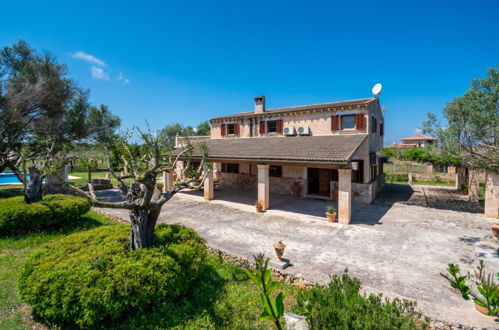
[96,184,499,328]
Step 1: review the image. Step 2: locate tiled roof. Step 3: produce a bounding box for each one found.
[210,98,377,121]
[173,134,367,163]
[400,135,436,141]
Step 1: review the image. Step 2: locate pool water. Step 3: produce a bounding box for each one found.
[0,172,45,184]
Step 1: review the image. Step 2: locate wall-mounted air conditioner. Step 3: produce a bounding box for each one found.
[297,126,310,135]
[351,162,359,170]
[283,126,295,135]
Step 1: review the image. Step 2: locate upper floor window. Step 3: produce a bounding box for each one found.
[341,115,356,129]
[221,123,239,137]
[371,116,377,133]
[332,113,366,132]
[227,124,236,135]
[259,120,283,135]
[267,121,278,133]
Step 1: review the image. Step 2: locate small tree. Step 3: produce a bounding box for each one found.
[68,131,210,250]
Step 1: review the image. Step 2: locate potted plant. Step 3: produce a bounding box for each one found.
[491,223,499,240]
[441,260,499,316]
[255,201,263,213]
[291,181,302,197]
[459,183,468,195]
[325,205,337,222]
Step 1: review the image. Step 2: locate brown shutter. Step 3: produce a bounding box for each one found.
[356,114,365,131]
[221,124,226,136]
[276,120,283,134]
[380,122,384,136]
[234,123,239,136]
[331,115,339,132]
[221,163,227,173]
[259,121,266,135]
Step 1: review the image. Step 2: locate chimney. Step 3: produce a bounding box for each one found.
[254,95,265,113]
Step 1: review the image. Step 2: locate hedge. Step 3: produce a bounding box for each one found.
[19,224,208,328]
[385,173,409,183]
[0,194,90,235]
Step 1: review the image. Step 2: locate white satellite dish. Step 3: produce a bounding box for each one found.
[371,83,382,97]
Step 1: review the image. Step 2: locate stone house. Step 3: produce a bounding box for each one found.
[171,96,385,224]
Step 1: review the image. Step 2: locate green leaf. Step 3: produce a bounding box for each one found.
[259,309,276,321]
[267,281,279,294]
[275,292,285,317]
[264,268,272,286]
[474,299,486,308]
[260,293,272,315]
[244,269,261,285]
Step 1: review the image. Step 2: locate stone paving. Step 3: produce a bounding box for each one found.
[96,184,498,328]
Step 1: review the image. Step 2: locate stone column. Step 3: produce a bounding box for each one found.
[163,171,174,192]
[338,168,352,224]
[484,172,498,219]
[204,170,214,200]
[468,170,479,202]
[258,164,270,210]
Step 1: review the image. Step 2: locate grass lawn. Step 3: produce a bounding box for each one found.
[0,208,298,329]
[0,185,23,198]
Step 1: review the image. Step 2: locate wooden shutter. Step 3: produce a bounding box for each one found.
[380,122,384,136]
[259,121,266,135]
[234,123,239,136]
[331,115,339,132]
[221,163,227,173]
[356,114,365,131]
[221,124,226,136]
[276,120,283,134]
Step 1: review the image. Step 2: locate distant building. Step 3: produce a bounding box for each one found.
[386,135,436,149]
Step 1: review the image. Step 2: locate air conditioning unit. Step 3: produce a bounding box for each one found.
[283,126,295,135]
[297,126,310,135]
[351,162,359,170]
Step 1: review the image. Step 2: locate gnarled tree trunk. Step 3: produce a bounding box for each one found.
[25,166,43,204]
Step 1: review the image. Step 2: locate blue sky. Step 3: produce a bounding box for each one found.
[1,1,498,145]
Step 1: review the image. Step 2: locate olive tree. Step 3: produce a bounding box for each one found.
[68,132,210,250]
[0,40,120,203]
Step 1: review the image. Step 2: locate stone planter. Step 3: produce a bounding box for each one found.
[274,240,286,261]
[255,204,263,213]
[291,182,301,198]
[491,223,499,240]
[474,303,491,316]
[325,212,337,222]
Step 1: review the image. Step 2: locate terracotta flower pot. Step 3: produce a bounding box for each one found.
[291,183,301,197]
[491,223,499,240]
[255,204,263,213]
[474,303,491,316]
[326,212,337,222]
[274,240,286,261]
[459,189,468,195]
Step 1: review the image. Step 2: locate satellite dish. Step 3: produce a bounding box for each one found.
[371,83,382,96]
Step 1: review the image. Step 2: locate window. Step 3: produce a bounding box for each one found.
[341,115,356,129]
[372,116,377,133]
[221,163,239,174]
[227,124,236,135]
[269,165,282,177]
[267,121,277,133]
[351,160,364,183]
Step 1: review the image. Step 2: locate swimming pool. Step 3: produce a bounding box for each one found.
[0,172,44,185]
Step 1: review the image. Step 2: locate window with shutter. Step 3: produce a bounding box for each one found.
[221,124,226,136]
[380,122,384,136]
[277,120,283,134]
[234,123,239,136]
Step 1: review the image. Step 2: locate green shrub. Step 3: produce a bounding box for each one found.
[19,224,209,328]
[0,194,90,235]
[293,270,425,329]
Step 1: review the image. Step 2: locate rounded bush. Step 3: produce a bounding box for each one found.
[19,224,208,328]
[0,194,91,235]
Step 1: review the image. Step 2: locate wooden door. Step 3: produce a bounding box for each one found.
[319,169,331,196]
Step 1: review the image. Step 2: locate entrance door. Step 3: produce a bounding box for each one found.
[318,169,331,196]
[307,168,320,194]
